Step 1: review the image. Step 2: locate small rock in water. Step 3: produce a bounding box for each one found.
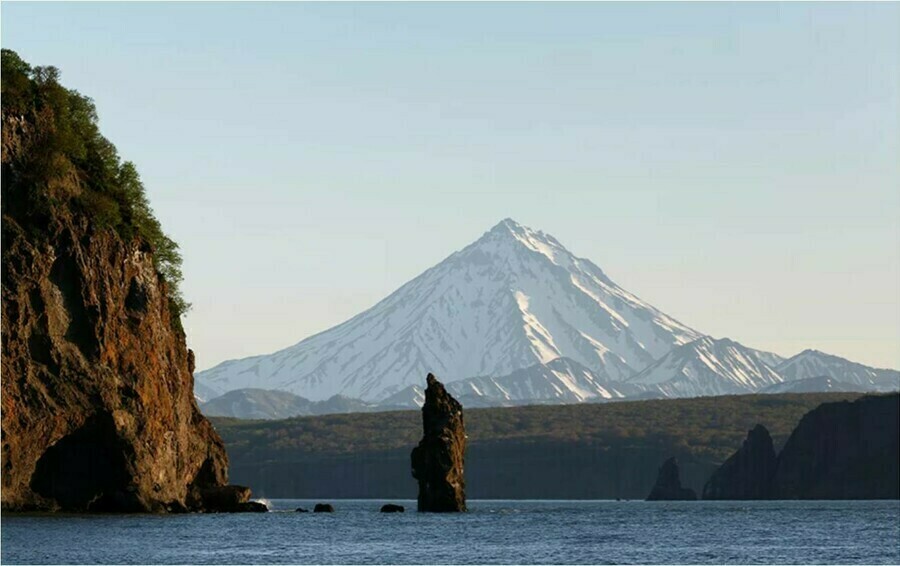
[314,503,335,512]
[295,507,309,513]
[192,485,270,512]
[646,457,697,501]
[380,504,405,513]
[237,501,269,513]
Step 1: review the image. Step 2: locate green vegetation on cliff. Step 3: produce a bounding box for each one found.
[1,49,188,316]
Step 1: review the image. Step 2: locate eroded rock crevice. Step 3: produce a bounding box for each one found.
[30,414,138,512]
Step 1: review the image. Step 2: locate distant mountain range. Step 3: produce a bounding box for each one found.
[775,349,899,391]
[200,389,377,419]
[626,337,784,397]
[195,219,898,419]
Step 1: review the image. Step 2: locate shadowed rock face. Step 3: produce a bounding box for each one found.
[1,95,253,513]
[646,457,697,501]
[703,425,777,500]
[701,394,899,500]
[411,374,467,512]
[771,394,899,499]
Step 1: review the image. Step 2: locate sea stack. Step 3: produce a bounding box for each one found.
[411,373,467,512]
[646,457,697,501]
[703,424,777,500]
[1,50,258,513]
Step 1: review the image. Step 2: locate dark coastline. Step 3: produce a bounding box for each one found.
[213,392,899,500]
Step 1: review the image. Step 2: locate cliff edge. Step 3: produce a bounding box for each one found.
[1,49,253,512]
[701,394,899,500]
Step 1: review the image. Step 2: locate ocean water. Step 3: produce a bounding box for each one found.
[2,499,898,564]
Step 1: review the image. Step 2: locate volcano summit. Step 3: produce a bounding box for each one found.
[197,219,702,402]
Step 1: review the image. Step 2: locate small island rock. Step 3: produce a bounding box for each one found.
[380,503,405,513]
[314,503,335,512]
[646,457,697,501]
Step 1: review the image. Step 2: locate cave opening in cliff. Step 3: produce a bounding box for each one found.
[30,413,136,511]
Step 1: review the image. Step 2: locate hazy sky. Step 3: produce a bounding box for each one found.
[3,2,898,371]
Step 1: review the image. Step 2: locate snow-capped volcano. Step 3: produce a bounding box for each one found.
[196,219,700,401]
[626,336,785,397]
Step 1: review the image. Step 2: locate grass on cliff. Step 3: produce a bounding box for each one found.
[1,49,188,318]
[210,392,865,465]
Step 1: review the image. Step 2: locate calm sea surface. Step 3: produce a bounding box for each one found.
[2,499,898,564]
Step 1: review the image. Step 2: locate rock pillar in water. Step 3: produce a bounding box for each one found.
[410,374,467,512]
[646,457,697,501]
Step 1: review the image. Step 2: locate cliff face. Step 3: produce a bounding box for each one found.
[2,195,233,512]
[410,374,467,512]
[771,394,899,499]
[1,51,244,512]
[701,394,899,500]
[703,424,777,500]
[646,457,697,501]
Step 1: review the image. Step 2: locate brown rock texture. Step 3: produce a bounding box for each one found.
[410,373,467,512]
[702,424,777,500]
[646,457,697,501]
[0,57,255,512]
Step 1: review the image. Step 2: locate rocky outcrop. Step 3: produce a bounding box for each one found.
[188,485,267,513]
[646,457,697,500]
[1,51,255,513]
[313,503,334,513]
[410,374,467,512]
[701,394,899,500]
[380,503,405,513]
[703,425,777,500]
[770,393,899,499]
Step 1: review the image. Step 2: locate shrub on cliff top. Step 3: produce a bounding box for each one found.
[1,49,189,318]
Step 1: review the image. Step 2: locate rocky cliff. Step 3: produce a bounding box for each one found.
[646,457,697,500]
[771,393,899,499]
[1,50,256,512]
[702,424,777,500]
[702,394,899,500]
[410,374,467,512]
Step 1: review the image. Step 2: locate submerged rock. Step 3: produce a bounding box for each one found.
[410,374,467,512]
[314,503,334,512]
[703,425,777,500]
[0,51,255,513]
[188,485,267,513]
[380,503,405,513]
[295,507,309,513]
[646,457,697,501]
[238,501,269,513]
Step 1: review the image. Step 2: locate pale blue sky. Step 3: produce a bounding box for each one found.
[3,2,898,370]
